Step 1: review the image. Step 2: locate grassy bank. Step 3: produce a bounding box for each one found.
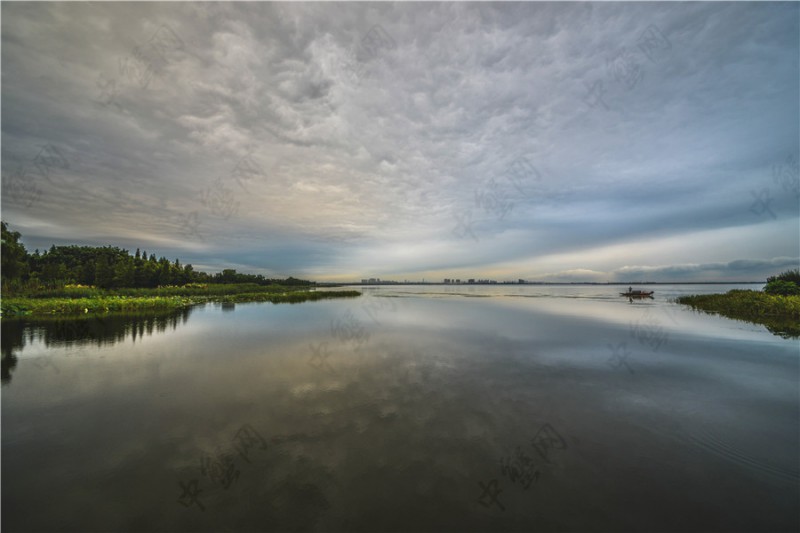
[1,285,361,317]
[676,289,800,338]
[6,283,293,299]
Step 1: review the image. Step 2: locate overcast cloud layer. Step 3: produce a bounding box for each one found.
[2,2,798,282]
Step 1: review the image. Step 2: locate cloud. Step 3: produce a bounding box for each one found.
[612,257,799,282]
[2,2,797,281]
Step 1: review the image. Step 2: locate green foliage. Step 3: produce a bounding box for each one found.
[2,295,198,316]
[206,269,313,286]
[14,283,280,299]
[22,286,104,299]
[94,256,114,289]
[764,280,800,296]
[1,222,28,286]
[677,290,800,338]
[766,269,800,285]
[0,221,315,296]
[113,257,135,288]
[1,286,361,317]
[216,289,360,305]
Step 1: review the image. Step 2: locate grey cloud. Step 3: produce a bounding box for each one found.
[613,257,799,282]
[2,2,797,281]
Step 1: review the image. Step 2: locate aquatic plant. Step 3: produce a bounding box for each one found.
[677,290,800,338]
[1,288,361,317]
[763,280,800,296]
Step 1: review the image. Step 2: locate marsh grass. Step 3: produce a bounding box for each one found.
[15,283,284,299]
[677,290,800,338]
[1,285,361,317]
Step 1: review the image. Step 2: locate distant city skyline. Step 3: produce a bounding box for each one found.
[2,2,798,283]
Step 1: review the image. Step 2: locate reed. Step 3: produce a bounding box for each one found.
[677,290,800,338]
[1,287,361,317]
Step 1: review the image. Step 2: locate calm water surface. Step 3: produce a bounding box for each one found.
[2,284,798,532]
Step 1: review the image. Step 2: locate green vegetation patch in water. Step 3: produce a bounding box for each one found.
[1,285,361,317]
[677,289,800,338]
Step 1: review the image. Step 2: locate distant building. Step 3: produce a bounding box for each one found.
[519,279,525,284]
[468,279,475,284]
[444,278,451,284]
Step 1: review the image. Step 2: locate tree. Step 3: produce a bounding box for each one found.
[183,264,194,283]
[113,257,135,288]
[155,258,171,286]
[79,260,95,285]
[220,269,237,283]
[41,261,69,288]
[94,256,114,289]
[764,280,800,296]
[767,269,800,284]
[1,221,29,284]
[141,261,158,288]
[2,221,310,291]
[764,269,800,296]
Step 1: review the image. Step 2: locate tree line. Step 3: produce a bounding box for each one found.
[1,221,312,291]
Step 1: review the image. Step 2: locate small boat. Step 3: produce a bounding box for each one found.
[620,290,654,297]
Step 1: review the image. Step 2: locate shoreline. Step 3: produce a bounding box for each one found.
[676,289,800,338]
[1,286,361,318]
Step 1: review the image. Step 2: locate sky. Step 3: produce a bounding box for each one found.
[1,2,798,283]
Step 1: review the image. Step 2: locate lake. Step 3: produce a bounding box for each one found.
[2,284,798,532]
